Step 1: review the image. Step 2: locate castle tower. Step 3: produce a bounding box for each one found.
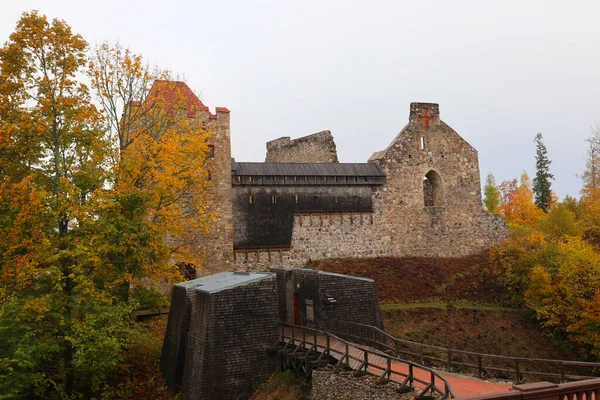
[142,81,234,275]
[202,106,234,275]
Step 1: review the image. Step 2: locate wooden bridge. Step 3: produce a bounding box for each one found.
[325,320,600,384]
[272,322,456,399]
[272,321,600,399]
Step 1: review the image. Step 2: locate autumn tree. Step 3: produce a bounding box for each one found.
[525,237,600,357]
[483,173,500,213]
[578,125,600,237]
[538,202,582,238]
[88,42,214,286]
[532,133,554,212]
[581,125,600,199]
[0,12,136,397]
[499,172,543,225]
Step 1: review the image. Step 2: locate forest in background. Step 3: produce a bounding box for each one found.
[483,128,600,360]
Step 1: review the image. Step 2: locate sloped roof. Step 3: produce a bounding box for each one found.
[175,271,274,293]
[231,161,385,177]
[146,80,208,117]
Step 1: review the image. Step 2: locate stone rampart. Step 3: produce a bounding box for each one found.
[233,211,392,270]
[266,130,338,163]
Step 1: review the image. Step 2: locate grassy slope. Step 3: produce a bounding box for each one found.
[382,307,574,360]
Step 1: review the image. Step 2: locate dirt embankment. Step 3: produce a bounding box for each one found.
[383,307,574,360]
[307,252,498,303]
[309,254,583,364]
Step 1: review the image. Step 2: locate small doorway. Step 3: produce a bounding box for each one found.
[293,293,299,325]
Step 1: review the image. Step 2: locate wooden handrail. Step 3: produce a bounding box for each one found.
[279,322,456,399]
[459,379,600,400]
[329,320,600,383]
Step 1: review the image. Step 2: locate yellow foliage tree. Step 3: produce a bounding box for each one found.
[499,172,544,226]
[88,43,213,285]
[525,237,600,357]
[0,12,137,397]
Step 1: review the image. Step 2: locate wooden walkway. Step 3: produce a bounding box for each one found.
[281,325,513,398]
[280,324,455,398]
[279,323,600,399]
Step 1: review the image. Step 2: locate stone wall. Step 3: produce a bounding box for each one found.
[266,130,339,163]
[198,108,234,276]
[312,368,413,400]
[233,211,392,270]
[369,102,509,257]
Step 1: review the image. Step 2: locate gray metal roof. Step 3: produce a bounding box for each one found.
[175,271,274,293]
[270,268,374,282]
[232,161,385,177]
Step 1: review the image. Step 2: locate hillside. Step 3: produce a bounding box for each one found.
[382,306,575,361]
[309,254,584,369]
[307,251,498,303]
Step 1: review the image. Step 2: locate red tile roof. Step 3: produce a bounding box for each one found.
[147,80,209,117]
[215,107,230,113]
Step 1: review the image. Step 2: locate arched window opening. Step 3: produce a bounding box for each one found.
[423,170,443,207]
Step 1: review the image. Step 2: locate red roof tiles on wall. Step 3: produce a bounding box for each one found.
[147,80,209,117]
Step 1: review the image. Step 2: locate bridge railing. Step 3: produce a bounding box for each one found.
[279,322,456,399]
[326,320,600,384]
[459,379,600,400]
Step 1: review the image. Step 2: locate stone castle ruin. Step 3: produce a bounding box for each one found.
[144,81,508,274]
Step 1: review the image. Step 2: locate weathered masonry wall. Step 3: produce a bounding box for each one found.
[368,102,508,257]
[233,211,392,270]
[199,107,235,275]
[266,130,338,163]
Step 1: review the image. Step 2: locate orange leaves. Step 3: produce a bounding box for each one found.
[89,45,214,274]
[118,110,212,268]
[499,172,544,226]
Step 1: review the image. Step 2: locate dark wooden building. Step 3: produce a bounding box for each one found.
[231,160,385,249]
[274,268,383,331]
[161,271,279,400]
[161,269,383,399]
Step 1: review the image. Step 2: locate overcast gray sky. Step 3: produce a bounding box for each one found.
[2,0,599,198]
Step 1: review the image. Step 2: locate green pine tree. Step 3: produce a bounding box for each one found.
[483,173,500,213]
[533,133,554,212]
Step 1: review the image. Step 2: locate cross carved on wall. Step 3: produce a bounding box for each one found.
[418,107,434,130]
